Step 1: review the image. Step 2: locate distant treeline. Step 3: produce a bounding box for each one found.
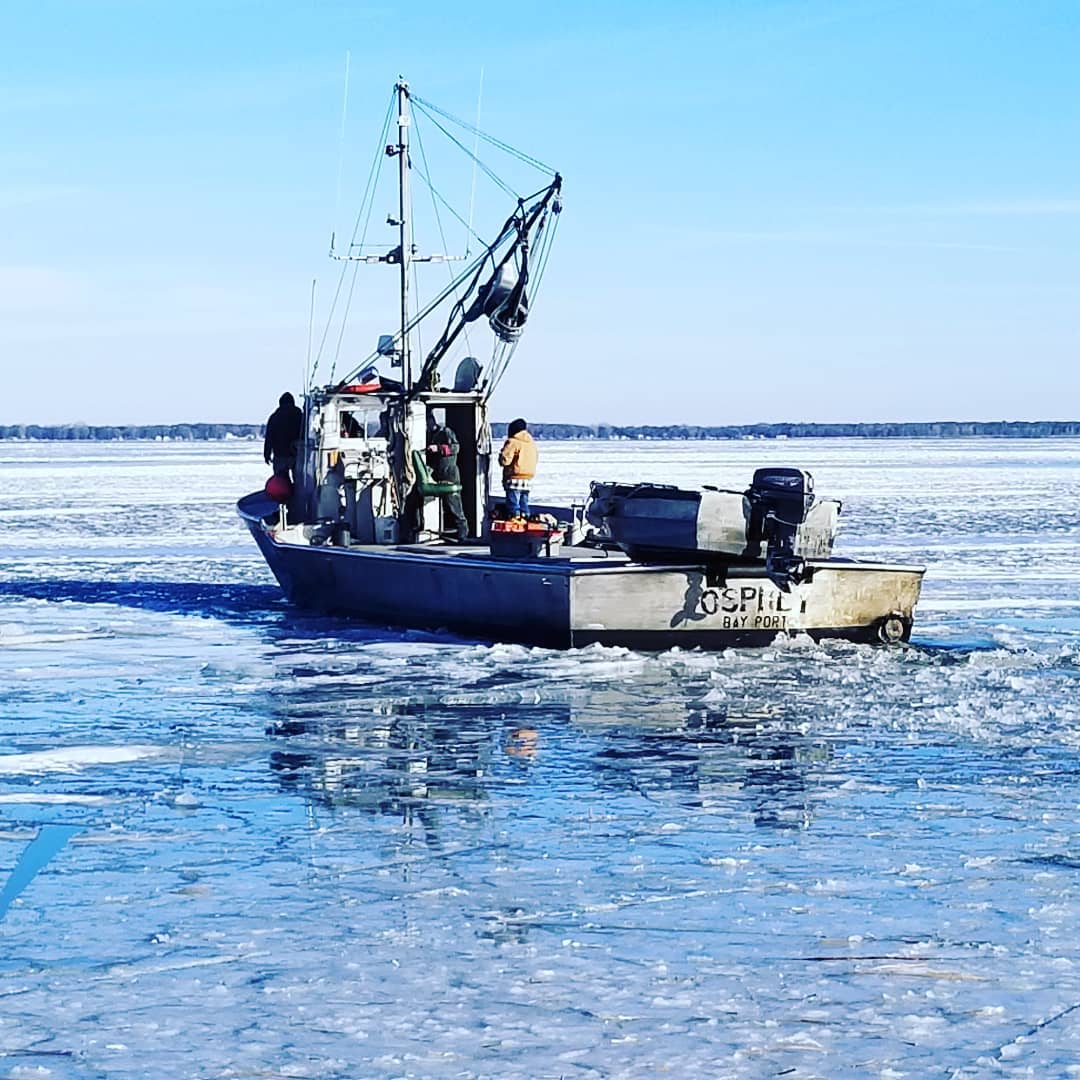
[0,424,263,441]
[1,420,1079,441]
[512,420,1080,439]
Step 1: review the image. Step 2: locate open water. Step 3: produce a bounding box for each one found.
[1,437,1078,1079]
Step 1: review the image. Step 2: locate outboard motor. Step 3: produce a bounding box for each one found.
[747,468,815,587]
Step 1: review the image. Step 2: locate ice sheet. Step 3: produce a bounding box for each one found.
[0,437,1078,1078]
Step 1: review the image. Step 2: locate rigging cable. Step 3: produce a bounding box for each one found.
[409,99,518,200]
[485,339,519,398]
[311,91,395,388]
[486,200,560,397]
[410,93,554,175]
[521,206,560,318]
[405,185,551,392]
[348,90,397,253]
[309,258,349,388]
[425,180,559,393]
[336,219,518,387]
[329,100,392,384]
[332,89,408,380]
[338,176,552,387]
[328,259,361,383]
[307,77,566,399]
[409,131,485,244]
[412,111,473,359]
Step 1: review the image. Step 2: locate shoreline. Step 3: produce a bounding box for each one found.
[2,420,1079,442]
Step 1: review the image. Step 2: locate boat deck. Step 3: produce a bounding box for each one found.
[388,540,629,567]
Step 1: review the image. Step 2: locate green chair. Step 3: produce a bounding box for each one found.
[412,450,461,497]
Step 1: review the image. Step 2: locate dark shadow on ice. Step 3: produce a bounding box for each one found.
[1020,853,1080,871]
[910,610,1080,654]
[0,578,283,620]
[910,633,1004,655]
[0,578,476,646]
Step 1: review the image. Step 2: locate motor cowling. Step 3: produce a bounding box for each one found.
[747,468,815,585]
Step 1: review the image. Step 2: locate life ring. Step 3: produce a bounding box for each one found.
[339,381,380,394]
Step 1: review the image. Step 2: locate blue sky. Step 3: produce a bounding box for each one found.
[2,0,1077,426]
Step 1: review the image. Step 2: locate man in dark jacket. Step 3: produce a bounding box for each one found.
[426,419,468,542]
[264,392,304,481]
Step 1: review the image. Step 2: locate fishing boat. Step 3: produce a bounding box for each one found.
[238,79,925,648]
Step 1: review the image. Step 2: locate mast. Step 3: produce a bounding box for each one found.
[396,78,412,390]
[329,82,561,395]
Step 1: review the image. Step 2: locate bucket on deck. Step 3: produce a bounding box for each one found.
[374,516,399,545]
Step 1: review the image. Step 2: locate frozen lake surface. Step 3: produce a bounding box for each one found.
[1,437,1079,1078]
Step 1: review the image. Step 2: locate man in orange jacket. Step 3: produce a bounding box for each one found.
[498,418,537,520]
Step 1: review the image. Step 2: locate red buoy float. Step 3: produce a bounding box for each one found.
[265,474,293,503]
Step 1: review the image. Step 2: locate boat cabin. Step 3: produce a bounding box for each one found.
[294,387,491,546]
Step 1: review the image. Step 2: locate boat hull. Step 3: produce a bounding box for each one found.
[240,493,925,649]
[245,517,572,649]
[569,560,923,649]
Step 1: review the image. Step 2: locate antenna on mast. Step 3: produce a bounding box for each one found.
[333,51,351,242]
[305,278,316,392]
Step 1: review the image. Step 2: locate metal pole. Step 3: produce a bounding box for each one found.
[396,79,412,390]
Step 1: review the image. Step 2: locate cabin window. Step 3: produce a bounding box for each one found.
[338,408,388,440]
[340,411,364,439]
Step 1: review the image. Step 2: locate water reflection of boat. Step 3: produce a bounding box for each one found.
[239,80,924,648]
[269,705,505,813]
[268,698,828,834]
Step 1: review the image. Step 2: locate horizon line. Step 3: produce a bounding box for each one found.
[2,419,1079,432]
